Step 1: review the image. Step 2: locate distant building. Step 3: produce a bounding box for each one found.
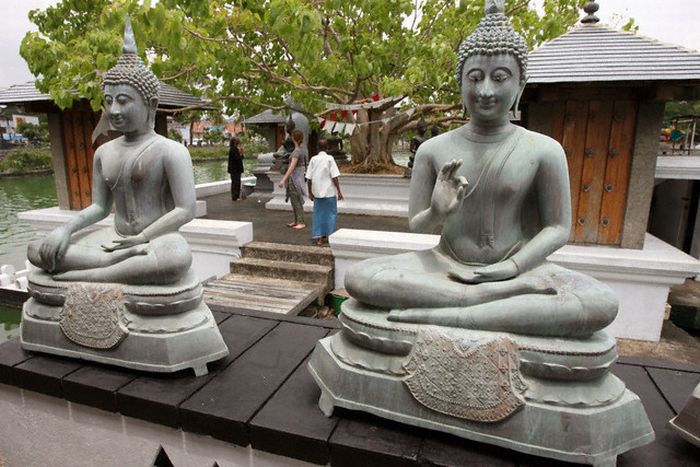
[175,120,244,146]
[0,111,40,142]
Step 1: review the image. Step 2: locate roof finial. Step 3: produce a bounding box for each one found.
[122,15,137,54]
[581,1,600,24]
[484,0,505,15]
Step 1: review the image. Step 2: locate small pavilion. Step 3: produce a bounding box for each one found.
[521,1,700,249]
[242,109,287,152]
[0,81,209,210]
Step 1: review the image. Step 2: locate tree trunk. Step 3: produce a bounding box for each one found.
[350,109,369,165]
[348,108,400,173]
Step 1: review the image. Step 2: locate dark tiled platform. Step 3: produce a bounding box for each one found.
[1,308,698,466]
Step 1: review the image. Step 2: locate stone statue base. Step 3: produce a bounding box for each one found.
[669,382,700,447]
[307,300,654,465]
[20,270,229,376]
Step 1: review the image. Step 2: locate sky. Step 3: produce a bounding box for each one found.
[0,0,699,88]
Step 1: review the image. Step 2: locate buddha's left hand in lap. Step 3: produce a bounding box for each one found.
[449,259,519,284]
[101,232,148,252]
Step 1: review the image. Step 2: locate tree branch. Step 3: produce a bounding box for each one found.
[506,1,530,16]
[159,66,197,81]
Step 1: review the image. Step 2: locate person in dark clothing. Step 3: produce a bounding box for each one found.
[227,137,244,201]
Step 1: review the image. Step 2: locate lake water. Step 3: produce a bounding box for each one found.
[0,305,20,344]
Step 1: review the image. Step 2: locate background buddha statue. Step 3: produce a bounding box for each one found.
[343,0,617,337]
[27,17,195,285]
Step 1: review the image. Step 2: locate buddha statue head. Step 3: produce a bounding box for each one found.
[102,16,160,133]
[455,0,528,120]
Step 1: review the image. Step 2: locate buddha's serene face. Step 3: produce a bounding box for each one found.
[104,84,150,134]
[461,54,521,123]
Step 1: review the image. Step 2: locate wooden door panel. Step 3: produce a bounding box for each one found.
[560,100,589,241]
[61,109,82,210]
[598,101,636,244]
[70,108,91,209]
[574,100,614,243]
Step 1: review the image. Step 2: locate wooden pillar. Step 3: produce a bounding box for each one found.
[47,112,70,210]
[155,113,167,137]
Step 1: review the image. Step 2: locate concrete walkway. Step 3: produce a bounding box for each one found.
[202,191,409,246]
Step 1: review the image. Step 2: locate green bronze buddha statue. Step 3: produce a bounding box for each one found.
[308,2,653,464]
[344,6,616,337]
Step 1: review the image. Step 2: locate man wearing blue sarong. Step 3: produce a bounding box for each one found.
[306,139,344,245]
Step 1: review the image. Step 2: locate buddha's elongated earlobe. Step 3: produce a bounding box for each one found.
[511,78,527,120]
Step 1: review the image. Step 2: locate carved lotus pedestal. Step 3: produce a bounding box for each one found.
[308,299,654,466]
[20,269,229,376]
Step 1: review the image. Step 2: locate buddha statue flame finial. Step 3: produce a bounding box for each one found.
[102,14,160,104]
[122,14,137,54]
[484,0,505,15]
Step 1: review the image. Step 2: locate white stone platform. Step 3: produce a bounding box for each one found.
[17,207,253,283]
[266,173,410,217]
[329,229,700,342]
[194,177,257,198]
[655,155,700,180]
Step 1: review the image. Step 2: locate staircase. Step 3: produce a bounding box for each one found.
[203,241,334,315]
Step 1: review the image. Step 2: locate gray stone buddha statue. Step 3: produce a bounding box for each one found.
[308,1,653,464]
[20,17,228,376]
[28,19,192,285]
[345,9,616,335]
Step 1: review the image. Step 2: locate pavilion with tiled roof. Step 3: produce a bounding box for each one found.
[521,1,700,250]
[242,109,288,152]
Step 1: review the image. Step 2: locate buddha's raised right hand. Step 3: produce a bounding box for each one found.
[430,159,468,217]
[39,226,71,272]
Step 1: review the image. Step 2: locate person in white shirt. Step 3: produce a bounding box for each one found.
[306,139,344,245]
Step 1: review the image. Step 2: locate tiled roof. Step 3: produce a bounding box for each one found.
[0,81,212,110]
[242,109,287,125]
[0,82,50,103]
[528,24,700,84]
[158,82,212,109]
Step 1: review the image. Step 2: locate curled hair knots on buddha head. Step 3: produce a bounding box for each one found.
[455,2,528,87]
[102,15,160,104]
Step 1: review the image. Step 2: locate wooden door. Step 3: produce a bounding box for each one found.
[550,99,637,245]
[62,102,97,209]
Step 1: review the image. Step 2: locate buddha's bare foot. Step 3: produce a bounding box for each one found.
[388,308,466,326]
[54,269,108,282]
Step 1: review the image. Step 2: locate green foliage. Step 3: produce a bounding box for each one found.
[238,132,268,157]
[203,127,224,144]
[16,121,50,145]
[664,101,700,126]
[167,127,183,143]
[21,0,596,116]
[0,148,52,173]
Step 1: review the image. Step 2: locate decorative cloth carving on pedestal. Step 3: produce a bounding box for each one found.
[404,329,527,422]
[59,283,128,349]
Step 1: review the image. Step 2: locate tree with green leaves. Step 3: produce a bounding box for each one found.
[16,121,50,145]
[21,0,589,172]
[167,127,183,143]
[203,127,224,145]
